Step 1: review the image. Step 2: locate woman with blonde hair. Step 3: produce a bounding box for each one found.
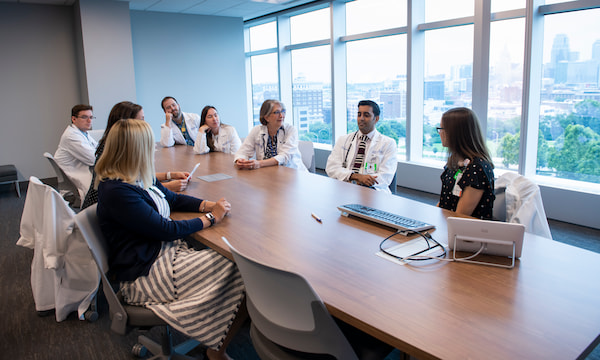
[234,99,306,170]
[437,107,495,219]
[96,119,245,360]
[82,101,189,209]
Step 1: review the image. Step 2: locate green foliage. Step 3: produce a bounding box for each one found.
[499,132,519,167]
[548,124,600,181]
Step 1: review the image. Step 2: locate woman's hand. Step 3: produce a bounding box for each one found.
[169,171,190,180]
[199,124,211,134]
[211,198,231,222]
[163,179,188,192]
[235,159,261,170]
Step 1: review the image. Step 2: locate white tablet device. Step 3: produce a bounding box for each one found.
[447,217,525,259]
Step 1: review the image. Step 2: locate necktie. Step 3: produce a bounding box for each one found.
[352,135,368,172]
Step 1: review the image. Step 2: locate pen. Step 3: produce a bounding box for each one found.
[187,162,201,181]
[311,212,322,223]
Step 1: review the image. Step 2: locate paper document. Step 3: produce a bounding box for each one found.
[187,163,201,181]
[197,173,233,182]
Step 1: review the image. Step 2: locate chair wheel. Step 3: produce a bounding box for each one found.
[84,309,98,322]
[131,343,148,358]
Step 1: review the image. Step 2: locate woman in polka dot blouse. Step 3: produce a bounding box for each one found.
[437,107,495,219]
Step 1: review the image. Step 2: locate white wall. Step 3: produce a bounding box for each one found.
[129,11,248,138]
[0,3,81,181]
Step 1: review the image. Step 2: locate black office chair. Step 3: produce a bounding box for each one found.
[74,204,199,359]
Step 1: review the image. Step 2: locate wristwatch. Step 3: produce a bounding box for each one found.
[205,212,216,227]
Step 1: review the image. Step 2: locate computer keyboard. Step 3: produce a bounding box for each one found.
[338,204,435,232]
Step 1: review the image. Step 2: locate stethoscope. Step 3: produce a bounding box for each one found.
[261,126,286,158]
[342,131,360,168]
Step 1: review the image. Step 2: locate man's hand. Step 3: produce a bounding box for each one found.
[165,112,173,126]
[351,173,379,187]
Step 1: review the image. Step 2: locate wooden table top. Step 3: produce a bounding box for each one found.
[156,145,600,360]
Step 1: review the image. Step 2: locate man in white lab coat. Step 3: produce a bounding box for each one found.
[54,104,98,200]
[159,96,200,147]
[326,100,397,194]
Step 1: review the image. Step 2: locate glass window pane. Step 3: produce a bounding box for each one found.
[423,25,474,163]
[249,22,277,52]
[491,0,525,13]
[425,0,473,23]
[251,53,280,126]
[489,18,525,171]
[290,8,330,44]
[346,0,407,35]
[346,35,406,160]
[537,8,600,185]
[291,46,332,145]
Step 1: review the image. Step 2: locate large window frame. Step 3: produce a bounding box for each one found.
[244,0,600,228]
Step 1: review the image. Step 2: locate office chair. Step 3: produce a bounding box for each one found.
[222,237,359,360]
[0,164,20,197]
[494,172,552,239]
[74,205,199,359]
[298,140,316,173]
[388,173,397,195]
[43,152,81,208]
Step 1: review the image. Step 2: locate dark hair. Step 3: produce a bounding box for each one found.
[441,107,493,170]
[71,104,93,118]
[201,105,220,152]
[161,96,178,111]
[259,99,285,126]
[358,100,380,117]
[97,101,143,156]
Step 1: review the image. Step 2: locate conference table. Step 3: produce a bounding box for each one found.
[155,145,600,360]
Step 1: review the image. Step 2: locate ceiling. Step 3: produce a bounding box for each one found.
[0,0,322,21]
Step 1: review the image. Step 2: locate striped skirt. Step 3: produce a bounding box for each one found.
[120,240,245,350]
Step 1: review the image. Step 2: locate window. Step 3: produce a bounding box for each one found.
[249,21,277,51]
[290,7,330,44]
[250,53,280,126]
[346,0,406,35]
[425,0,473,23]
[489,17,525,171]
[423,25,474,163]
[537,8,600,184]
[346,35,406,159]
[291,46,332,144]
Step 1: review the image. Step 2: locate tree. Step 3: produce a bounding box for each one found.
[548,124,600,181]
[499,132,519,167]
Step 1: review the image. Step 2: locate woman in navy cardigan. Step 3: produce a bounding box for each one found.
[95,119,245,360]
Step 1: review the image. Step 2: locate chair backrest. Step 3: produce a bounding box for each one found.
[298,140,316,173]
[43,152,81,208]
[73,204,129,334]
[222,237,358,359]
[389,172,397,194]
[494,172,552,239]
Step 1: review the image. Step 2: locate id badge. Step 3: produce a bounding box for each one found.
[365,162,377,174]
[452,170,463,197]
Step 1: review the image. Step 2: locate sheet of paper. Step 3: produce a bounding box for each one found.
[197,173,233,182]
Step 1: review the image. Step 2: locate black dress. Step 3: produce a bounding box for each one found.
[439,157,495,219]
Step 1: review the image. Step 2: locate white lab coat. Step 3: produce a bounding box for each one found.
[17,177,99,321]
[326,130,397,194]
[54,124,97,200]
[234,123,307,171]
[494,172,553,239]
[160,112,201,147]
[193,125,242,154]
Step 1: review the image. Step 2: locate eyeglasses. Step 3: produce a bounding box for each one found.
[436,127,444,133]
[77,115,96,120]
[272,110,286,116]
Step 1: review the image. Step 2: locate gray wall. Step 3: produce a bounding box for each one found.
[0,3,81,180]
[0,2,247,182]
[130,11,247,137]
